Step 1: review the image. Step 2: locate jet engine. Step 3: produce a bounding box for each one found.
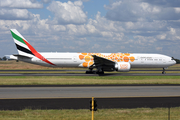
[115,62,131,72]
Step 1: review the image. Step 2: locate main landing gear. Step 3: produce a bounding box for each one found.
[86,70,94,74]
[86,68,104,74]
[95,67,104,74]
[95,71,104,74]
[86,70,104,74]
[162,68,166,74]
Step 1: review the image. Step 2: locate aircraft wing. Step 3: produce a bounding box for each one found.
[91,55,115,67]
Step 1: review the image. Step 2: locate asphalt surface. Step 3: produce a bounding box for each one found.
[1,86,180,99]
[1,69,180,76]
[0,69,180,72]
[1,97,180,110]
[1,73,180,76]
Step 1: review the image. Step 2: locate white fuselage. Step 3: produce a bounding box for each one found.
[17,52,176,69]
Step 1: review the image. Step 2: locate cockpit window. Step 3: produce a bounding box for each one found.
[171,57,175,60]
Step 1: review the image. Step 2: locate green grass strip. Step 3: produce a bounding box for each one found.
[0,107,180,120]
[0,76,180,85]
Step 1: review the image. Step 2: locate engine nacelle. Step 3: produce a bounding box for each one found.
[115,62,131,72]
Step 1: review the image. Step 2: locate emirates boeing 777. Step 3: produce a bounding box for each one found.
[8,29,176,74]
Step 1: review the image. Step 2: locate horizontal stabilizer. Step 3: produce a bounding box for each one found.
[4,55,17,60]
[13,54,32,59]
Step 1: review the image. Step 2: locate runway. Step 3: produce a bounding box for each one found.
[0,73,180,76]
[1,69,180,110]
[1,86,180,110]
[1,86,180,99]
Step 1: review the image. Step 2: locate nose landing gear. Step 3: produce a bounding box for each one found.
[162,68,166,74]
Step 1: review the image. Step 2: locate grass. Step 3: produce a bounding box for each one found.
[0,107,180,120]
[0,76,180,85]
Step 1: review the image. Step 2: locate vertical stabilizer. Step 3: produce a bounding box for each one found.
[10,29,55,66]
[10,29,35,58]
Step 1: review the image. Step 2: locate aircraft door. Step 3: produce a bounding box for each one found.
[163,59,166,63]
[73,56,77,62]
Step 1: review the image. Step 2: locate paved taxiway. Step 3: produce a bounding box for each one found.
[1,86,180,99]
[0,73,180,76]
[0,69,180,72]
[1,69,180,76]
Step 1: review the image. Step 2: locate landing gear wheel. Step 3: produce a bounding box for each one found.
[95,71,104,74]
[86,71,94,74]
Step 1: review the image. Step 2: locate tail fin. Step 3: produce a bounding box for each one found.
[10,29,55,66]
[10,29,36,58]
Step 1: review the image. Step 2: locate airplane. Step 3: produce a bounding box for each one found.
[8,29,176,74]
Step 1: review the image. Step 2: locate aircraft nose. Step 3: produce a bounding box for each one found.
[171,57,176,64]
[173,60,176,64]
[172,60,176,65]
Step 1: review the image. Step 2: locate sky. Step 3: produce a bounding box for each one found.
[1,0,180,59]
